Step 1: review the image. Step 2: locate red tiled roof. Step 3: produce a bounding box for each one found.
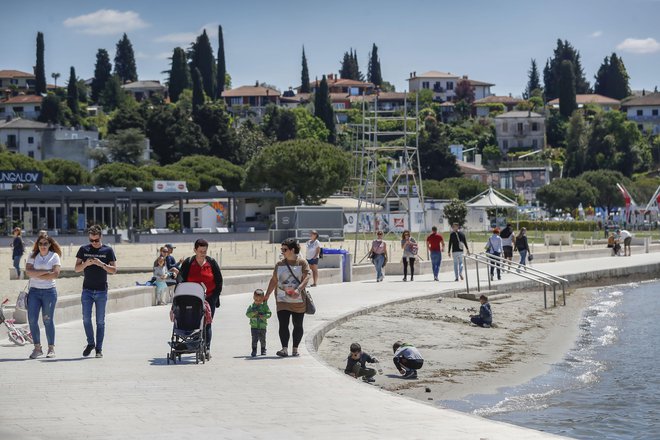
[221,85,281,98]
[0,70,34,79]
[474,95,523,105]
[1,95,43,104]
[621,93,660,107]
[548,94,620,106]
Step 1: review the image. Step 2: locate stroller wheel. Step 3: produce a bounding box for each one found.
[195,351,199,364]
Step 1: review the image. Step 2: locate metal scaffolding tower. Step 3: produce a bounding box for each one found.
[350,91,427,261]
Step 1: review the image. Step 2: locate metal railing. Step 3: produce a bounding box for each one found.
[463,252,568,309]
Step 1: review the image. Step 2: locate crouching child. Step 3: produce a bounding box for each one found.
[345,343,379,383]
[393,341,424,379]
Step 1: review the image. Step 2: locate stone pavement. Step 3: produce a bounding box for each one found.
[1,253,658,440]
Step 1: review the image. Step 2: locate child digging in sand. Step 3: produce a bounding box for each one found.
[344,343,380,383]
[470,295,493,328]
[393,341,424,379]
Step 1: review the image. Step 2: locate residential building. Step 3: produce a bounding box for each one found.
[349,92,408,112]
[298,74,375,96]
[474,95,523,117]
[407,71,494,102]
[494,111,545,153]
[121,80,168,101]
[547,94,621,112]
[621,93,660,135]
[494,162,552,203]
[221,84,281,119]
[0,70,35,91]
[0,95,42,120]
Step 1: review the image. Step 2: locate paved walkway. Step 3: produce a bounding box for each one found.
[1,253,657,439]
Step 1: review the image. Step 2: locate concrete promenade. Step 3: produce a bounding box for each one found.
[1,252,658,439]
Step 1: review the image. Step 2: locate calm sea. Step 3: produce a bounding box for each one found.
[441,281,660,439]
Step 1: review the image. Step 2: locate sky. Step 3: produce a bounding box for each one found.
[2,0,660,96]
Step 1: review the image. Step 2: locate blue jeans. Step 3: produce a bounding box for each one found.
[430,251,442,278]
[373,254,385,280]
[206,299,217,350]
[27,287,57,345]
[13,255,21,277]
[519,249,528,266]
[452,252,464,280]
[81,289,108,351]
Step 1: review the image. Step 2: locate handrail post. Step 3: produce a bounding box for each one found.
[543,285,547,309]
[463,255,470,294]
[475,257,480,293]
[486,255,491,290]
[553,285,557,307]
[562,283,566,306]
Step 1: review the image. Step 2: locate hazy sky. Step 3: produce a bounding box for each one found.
[2,0,659,96]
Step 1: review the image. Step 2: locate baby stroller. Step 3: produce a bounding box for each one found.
[167,282,207,364]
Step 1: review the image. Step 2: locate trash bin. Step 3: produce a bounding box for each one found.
[322,248,351,282]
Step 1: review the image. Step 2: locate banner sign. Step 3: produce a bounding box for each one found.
[0,170,43,184]
[153,180,188,192]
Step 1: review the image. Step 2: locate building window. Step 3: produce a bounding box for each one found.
[230,97,242,106]
[637,109,643,116]
[13,106,24,113]
[35,106,40,112]
[28,151,34,158]
[502,122,508,133]
[446,81,454,90]
[422,81,430,89]
[28,137,34,144]
[502,139,508,149]
[0,107,4,113]
[333,103,346,110]
[532,139,538,148]
[638,124,644,131]
[532,122,539,131]
[653,109,659,116]
[517,122,524,133]
[518,140,523,148]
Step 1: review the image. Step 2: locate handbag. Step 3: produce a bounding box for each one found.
[16,282,29,310]
[528,253,534,262]
[284,260,316,315]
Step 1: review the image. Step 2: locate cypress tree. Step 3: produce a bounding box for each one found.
[594,56,610,98]
[367,43,382,86]
[300,46,310,93]
[216,25,226,98]
[114,33,138,83]
[35,32,46,94]
[339,52,351,79]
[67,66,79,115]
[351,49,362,81]
[192,67,205,114]
[607,53,631,100]
[543,39,590,101]
[314,75,336,143]
[91,49,112,103]
[168,47,191,103]
[100,75,127,111]
[190,30,216,99]
[524,59,541,98]
[558,60,577,118]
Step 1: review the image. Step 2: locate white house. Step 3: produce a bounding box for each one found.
[0,94,43,120]
[621,93,660,135]
[0,70,35,91]
[121,80,168,101]
[474,95,524,117]
[547,94,621,112]
[221,84,281,119]
[494,111,545,153]
[407,70,494,102]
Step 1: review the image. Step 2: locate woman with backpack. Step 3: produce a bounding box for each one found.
[400,230,418,281]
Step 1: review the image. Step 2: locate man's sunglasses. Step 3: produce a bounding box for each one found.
[89,238,101,243]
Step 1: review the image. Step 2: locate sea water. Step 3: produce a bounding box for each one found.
[442,281,659,439]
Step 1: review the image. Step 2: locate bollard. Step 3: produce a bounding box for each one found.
[646,236,650,254]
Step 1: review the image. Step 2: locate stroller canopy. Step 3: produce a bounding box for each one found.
[173,282,206,301]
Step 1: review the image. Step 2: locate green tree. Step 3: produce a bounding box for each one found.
[543,39,590,101]
[300,46,310,93]
[367,43,382,87]
[443,199,468,227]
[91,162,151,189]
[594,53,631,100]
[216,25,226,98]
[38,94,63,124]
[166,155,245,191]
[192,67,205,114]
[558,60,577,118]
[114,33,137,83]
[35,32,46,95]
[423,179,458,199]
[454,79,475,104]
[91,49,112,103]
[293,107,329,141]
[339,49,362,81]
[42,158,89,185]
[108,106,145,134]
[245,139,351,204]
[189,29,216,99]
[314,75,336,143]
[523,58,541,99]
[536,177,598,212]
[66,66,79,116]
[564,111,588,177]
[168,47,191,103]
[579,170,628,212]
[100,75,128,111]
[234,120,272,165]
[193,101,236,160]
[146,107,209,164]
[262,106,297,142]
[546,109,567,148]
[102,128,146,165]
[418,117,461,180]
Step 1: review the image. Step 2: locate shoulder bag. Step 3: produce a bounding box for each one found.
[16,281,29,310]
[284,260,316,315]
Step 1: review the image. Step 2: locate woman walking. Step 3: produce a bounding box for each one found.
[370,231,388,282]
[25,234,62,359]
[11,227,25,279]
[177,239,223,359]
[515,227,530,270]
[485,228,503,281]
[305,230,322,287]
[264,238,311,357]
[400,230,417,281]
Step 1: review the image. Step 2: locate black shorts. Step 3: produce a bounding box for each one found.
[502,246,513,258]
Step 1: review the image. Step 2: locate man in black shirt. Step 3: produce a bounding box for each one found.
[447,223,470,281]
[75,225,117,358]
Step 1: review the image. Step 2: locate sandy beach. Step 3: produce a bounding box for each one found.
[317,287,588,403]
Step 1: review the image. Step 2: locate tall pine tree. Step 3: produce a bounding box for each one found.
[524,59,541,99]
[367,43,382,86]
[168,47,191,103]
[192,67,205,115]
[216,25,226,98]
[114,33,137,83]
[314,75,336,143]
[558,60,577,118]
[91,49,112,103]
[189,30,216,99]
[300,46,310,93]
[543,39,590,101]
[35,32,46,94]
[594,53,631,100]
[339,51,352,79]
[67,66,79,116]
